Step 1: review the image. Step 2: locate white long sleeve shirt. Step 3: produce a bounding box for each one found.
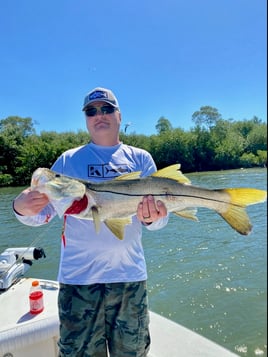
[15,142,168,284]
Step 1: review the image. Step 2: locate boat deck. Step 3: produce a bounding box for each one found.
[0,278,238,357]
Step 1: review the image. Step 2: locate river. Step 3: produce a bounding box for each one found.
[0,168,267,356]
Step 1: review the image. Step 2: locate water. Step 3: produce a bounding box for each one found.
[0,168,266,356]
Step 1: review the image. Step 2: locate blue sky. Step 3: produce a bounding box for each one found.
[0,0,266,136]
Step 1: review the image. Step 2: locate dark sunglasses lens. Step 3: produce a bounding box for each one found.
[85,108,97,116]
[85,105,116,117]
[101,106,115,114]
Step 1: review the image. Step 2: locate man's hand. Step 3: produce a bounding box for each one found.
[137,195,168,225]
[13,188,49,216]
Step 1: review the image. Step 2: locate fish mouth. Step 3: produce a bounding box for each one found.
[31,169,51,190]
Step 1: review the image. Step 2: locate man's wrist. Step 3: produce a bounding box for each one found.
[12,200,24,216]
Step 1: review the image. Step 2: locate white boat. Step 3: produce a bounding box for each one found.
[0,247,239,357]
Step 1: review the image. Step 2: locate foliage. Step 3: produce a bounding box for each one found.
[0,174,13,186]
[155,117,173,134]
[0,109,267,186]
[192,106,222,129]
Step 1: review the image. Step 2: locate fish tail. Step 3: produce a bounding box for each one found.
[219,206,252,235]
[223,188,267,207]
[219,188,267,235]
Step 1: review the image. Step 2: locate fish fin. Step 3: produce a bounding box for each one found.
[219,207,252,235]
[223,188,267,206]
[104,217,132,240]
[91,206,101,233]
[173,209,199,221]
[151,164,191,184]
[219,188,267,235]
[114,172,142,180]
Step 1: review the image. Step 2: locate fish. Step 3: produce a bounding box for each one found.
[31,164,267,240]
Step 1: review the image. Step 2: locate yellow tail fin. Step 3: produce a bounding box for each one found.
[223,188,267,207]
[220,188,266,235]
[219,206,252,235]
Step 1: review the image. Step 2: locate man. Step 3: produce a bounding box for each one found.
[13,87,169,357]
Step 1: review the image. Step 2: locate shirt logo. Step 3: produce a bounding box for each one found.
[88,164,130,179]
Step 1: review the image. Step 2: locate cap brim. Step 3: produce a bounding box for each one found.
[82,99,118,111]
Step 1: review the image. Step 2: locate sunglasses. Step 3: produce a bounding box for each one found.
[85,105,117,117]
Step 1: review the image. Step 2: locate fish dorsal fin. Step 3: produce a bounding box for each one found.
[173,209,199,221]
[114,172,142,181]
[104,217,132,240]
[152,164,191,184]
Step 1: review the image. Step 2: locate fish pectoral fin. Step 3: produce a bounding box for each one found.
[114,172,142,180]
[151,164,191,184]
[104,217,132,240]
[173,209,199,222]
[91,206,101,233]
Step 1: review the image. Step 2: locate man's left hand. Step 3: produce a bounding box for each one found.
[137,195,168,225]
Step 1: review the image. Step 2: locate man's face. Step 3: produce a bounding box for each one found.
[85,101,121,143]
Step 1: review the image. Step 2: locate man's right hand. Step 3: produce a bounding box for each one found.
[13,188,49,216]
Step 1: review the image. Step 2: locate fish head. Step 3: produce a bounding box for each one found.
[31,167,54,189]
[31,168,86,199]
[31,168,87,217]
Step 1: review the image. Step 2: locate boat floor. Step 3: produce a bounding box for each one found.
[0,278,238,357]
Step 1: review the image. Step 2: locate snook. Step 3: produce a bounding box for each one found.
[31,165,267,240]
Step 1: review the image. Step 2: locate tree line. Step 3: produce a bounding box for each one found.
[0,106,266,187]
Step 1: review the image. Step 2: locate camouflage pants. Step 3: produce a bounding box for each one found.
[57,281,150,357]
